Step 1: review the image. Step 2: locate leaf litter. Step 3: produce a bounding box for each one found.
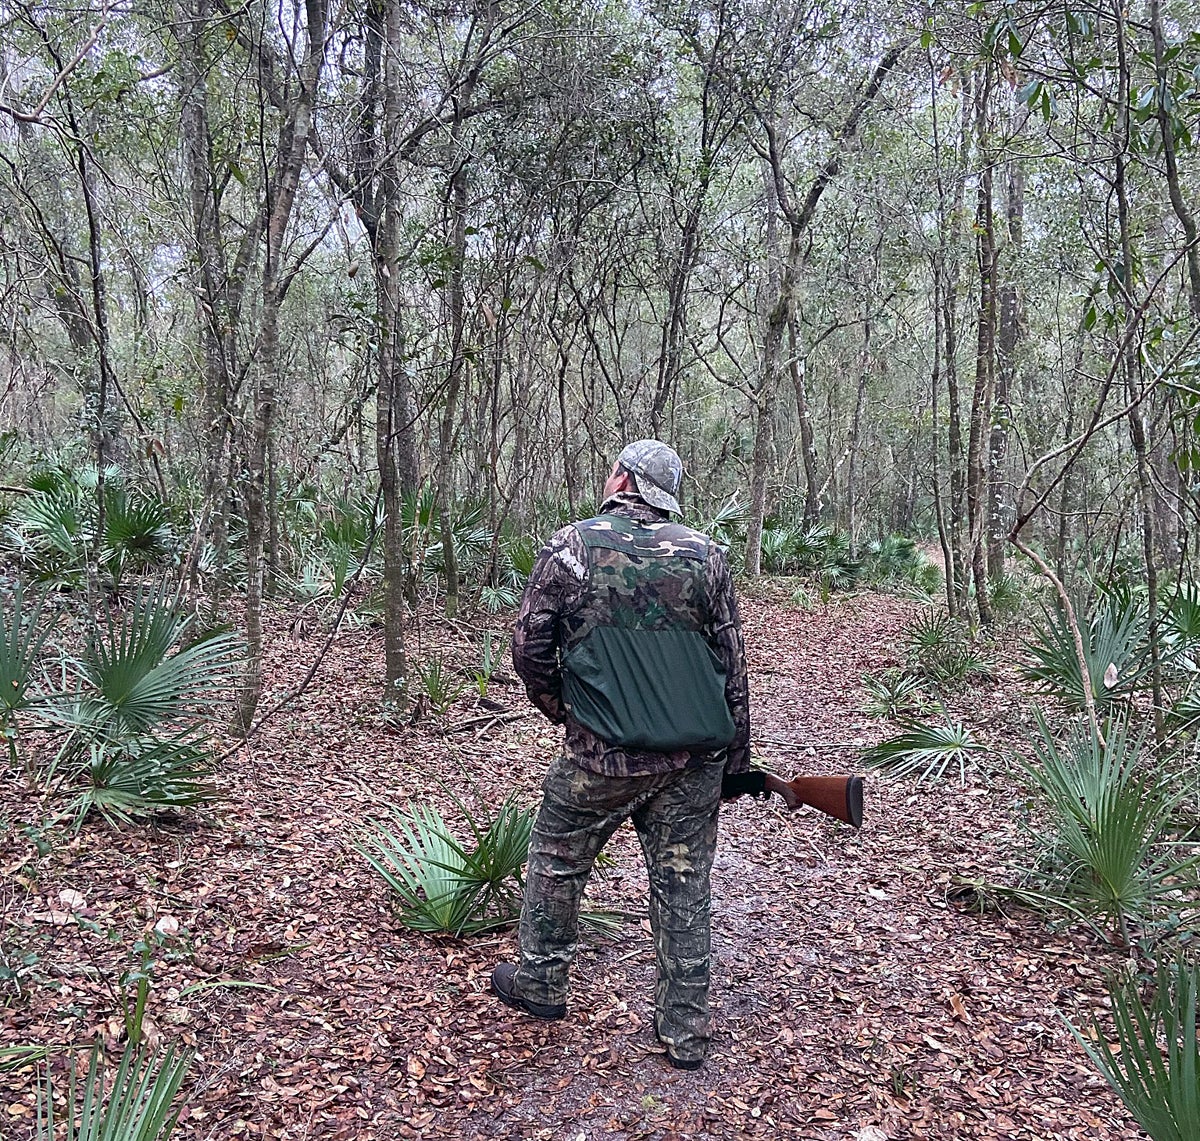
[0,585,1143,1138]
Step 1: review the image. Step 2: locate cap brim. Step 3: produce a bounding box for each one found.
[633,475,680,514]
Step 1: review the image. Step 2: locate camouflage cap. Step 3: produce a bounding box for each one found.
[617,439,683,515]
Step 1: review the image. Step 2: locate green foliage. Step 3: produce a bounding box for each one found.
[987,569,1029,621]
[1024,594,1149,711]
[2,586,241,826]
[0,585,52,765]
[286,494,380,604]
[3,466,177,588]
[1070,954,1200,1141]
[701,495,748,549]
[789,584,814,611]
[102,489,175,587]
[1167,681,1200,734]
[71,737,219,828]
[903,610,992,690]
[1017,712,1200,942]
[48,587,239,755]
[861,535,941,598]
[35,1041,192,1141]
[861,670,928,720]
[505,535,537,581]
[415,654,466,716]
[1162,584,1200,665]
[356,796,534,935]
[757,521,861,587]
[472,633,506,697]
[862,717,986,783]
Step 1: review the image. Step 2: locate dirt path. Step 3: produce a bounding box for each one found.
[1,588,1139,1139]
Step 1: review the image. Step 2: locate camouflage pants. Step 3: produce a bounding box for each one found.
[513,752,724,1063]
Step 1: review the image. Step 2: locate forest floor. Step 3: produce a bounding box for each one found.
[1,583,1143,1140]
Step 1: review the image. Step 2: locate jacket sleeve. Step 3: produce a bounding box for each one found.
[511,526,586,724]
[706,544,751,775]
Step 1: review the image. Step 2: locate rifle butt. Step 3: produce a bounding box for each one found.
[785,775,864,828]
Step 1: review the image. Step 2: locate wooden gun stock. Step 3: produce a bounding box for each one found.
[724,771,864,827]
[775,774,864,828]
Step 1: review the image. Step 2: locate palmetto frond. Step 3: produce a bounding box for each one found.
[68,587,239,746]
[1070,954,1200,1141]
[36,1041,191,1141]
[862,718,986,783]
[1019,711,1199,939]
[1024,594,1149,711]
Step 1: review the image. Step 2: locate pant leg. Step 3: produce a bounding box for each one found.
[631,755,724,1062]
[514,755,644,1007]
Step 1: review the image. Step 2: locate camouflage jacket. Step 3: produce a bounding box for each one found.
[512,492,751,778]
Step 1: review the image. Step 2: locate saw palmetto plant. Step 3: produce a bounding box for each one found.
[0,584,53,769]
[36,586,239,826]
[356,796,534,935]
[1023,593,1150,712]
[862,717,987,784]
[1070,954,1200,1141]
[357,794,621,938]
[35,1042,192,1141]
[1017,711,1200,945]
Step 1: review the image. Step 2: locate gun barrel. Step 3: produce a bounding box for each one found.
[785,775,864,827]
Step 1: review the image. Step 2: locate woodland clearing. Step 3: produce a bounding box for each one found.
[0,586,1142,1140]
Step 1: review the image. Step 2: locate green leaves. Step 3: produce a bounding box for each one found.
[862,718,986,784]
[1017,712,1199,942]
[0,585,52,736]
[36,1041,192,1141]
[1023,593,1149,712]
[356,796,535,936]
[61,587,239,751]
[1069,955,1200,1141]
[3,582,239,827]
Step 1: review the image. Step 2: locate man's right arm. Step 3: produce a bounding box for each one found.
[511,527,587,724]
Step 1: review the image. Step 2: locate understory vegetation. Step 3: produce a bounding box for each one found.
[5,0,1200,1134]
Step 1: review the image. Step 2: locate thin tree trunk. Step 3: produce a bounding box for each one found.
[987,118,1025,579]
[1115,4,1163,742]
[1151,0,1200,323]
[787,314,821,527]
[235,0,328,733]
[846,318,871,557]
[966,68,996,626]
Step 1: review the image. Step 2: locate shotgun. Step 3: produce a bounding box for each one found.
[721,771,864,828]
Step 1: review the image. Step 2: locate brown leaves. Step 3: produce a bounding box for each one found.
[0,593,1144,1139]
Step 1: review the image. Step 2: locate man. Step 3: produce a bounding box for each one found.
[490,439,750,1071]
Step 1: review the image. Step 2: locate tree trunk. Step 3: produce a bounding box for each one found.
[787,314,821,527]
[1115,4,1163,742]
[235,0,328,734]
[966,68,996,627]
[987,117,1025,580]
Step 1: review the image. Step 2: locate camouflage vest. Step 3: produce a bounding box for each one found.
[559,513,737,752]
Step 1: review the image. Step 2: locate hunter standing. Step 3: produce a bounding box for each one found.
[491,439,750,1071]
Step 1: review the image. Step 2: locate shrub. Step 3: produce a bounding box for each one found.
[356,796,534,935]
[32,585,239,826]
[33,1040,192,1141]
[903,610,992,690]
[415,654,466,716]
[1016,711,1200,944]
[1069,953,1200,1141]
[0,585,52,768]
[1024,593,1149,712]
[861,670,928,720]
